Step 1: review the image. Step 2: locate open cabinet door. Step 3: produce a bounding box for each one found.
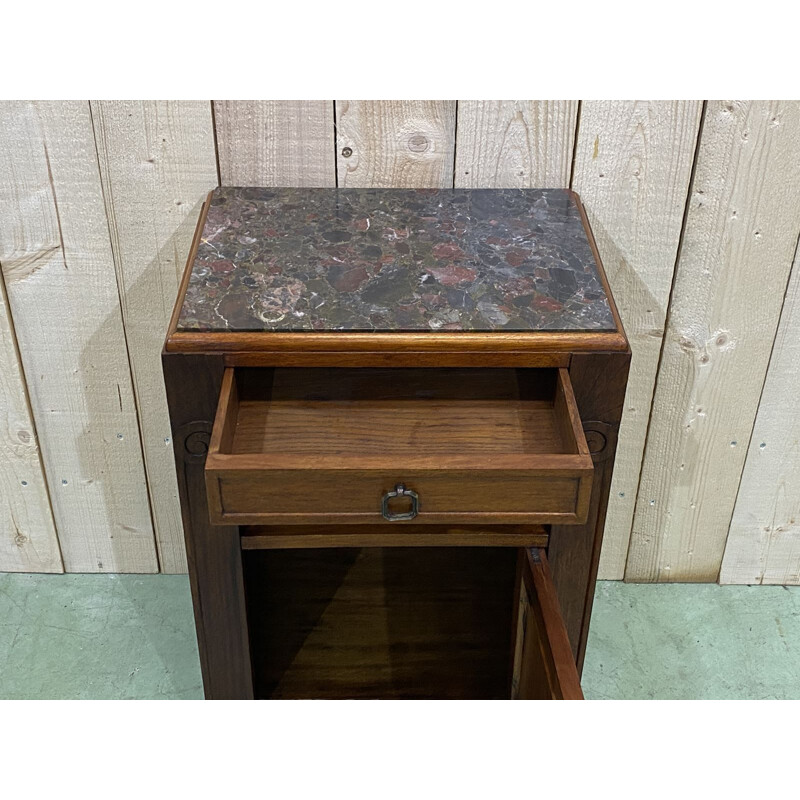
[511,548,584,700]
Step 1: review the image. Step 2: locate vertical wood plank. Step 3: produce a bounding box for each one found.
[0,271,62,572]
[0,101,158,573]
[91,100,219,573]
[336,101,456,187]
[214,101,335,187]
[720,248,800,584]
[626,100,800,582]
[454,101,578,188]
[570,101,703,579]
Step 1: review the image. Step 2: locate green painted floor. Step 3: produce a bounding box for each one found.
[1,573,798,699]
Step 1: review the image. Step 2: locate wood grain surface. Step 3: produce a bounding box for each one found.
[214,101,335,187]
[166,328,629,355]
[336,101,457,187]
[455,100,578,188]
[0,268,61,571]
[230,367,575,456]
[92,100,218,572]
[240,524,549,550]
[571,101,703,579]
[627,101,800,582]
[0,101,157,572]
[721,246,800,584]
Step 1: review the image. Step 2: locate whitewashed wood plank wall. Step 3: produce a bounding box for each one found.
[1,99,799,584]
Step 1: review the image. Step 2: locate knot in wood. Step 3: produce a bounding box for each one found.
[407,133,430,153]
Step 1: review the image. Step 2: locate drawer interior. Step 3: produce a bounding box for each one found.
[217,367,587,458]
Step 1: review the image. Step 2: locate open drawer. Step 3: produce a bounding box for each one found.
[205,367,593,526]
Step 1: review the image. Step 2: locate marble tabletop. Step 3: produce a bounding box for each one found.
[176,187,616,333]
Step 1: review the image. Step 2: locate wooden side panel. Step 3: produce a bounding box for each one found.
[214,101,335,187]
[721,248,800,584]
[336,101,457,188]
[627,101,800,582]
[92,100,219,573]
[571,101,703,579]
[163,352,253,698]
[454,100,578,188]
[0,101,157,573]
[549,351,630,663]
[0,270,62,572]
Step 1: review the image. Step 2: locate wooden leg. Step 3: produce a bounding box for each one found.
[548,351,630,673]
[162,352,254,699]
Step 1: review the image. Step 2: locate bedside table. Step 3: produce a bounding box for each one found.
[163,187,629,700]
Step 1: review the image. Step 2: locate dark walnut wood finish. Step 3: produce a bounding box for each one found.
[240,524,550,550]
[162,352,254,699]
[163,188,630,700]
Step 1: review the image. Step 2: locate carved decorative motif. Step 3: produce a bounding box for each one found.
[178,421,213,460]
[582,420,617,462]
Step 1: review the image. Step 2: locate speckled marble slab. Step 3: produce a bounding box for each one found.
[177,187,616,333]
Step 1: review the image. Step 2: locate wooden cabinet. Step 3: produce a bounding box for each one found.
[163,187,630,699]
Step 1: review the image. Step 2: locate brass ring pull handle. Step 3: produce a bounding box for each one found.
[381,484,419,521]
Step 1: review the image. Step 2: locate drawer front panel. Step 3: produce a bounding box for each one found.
[205,366,594,528]
[207,469,591,525]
